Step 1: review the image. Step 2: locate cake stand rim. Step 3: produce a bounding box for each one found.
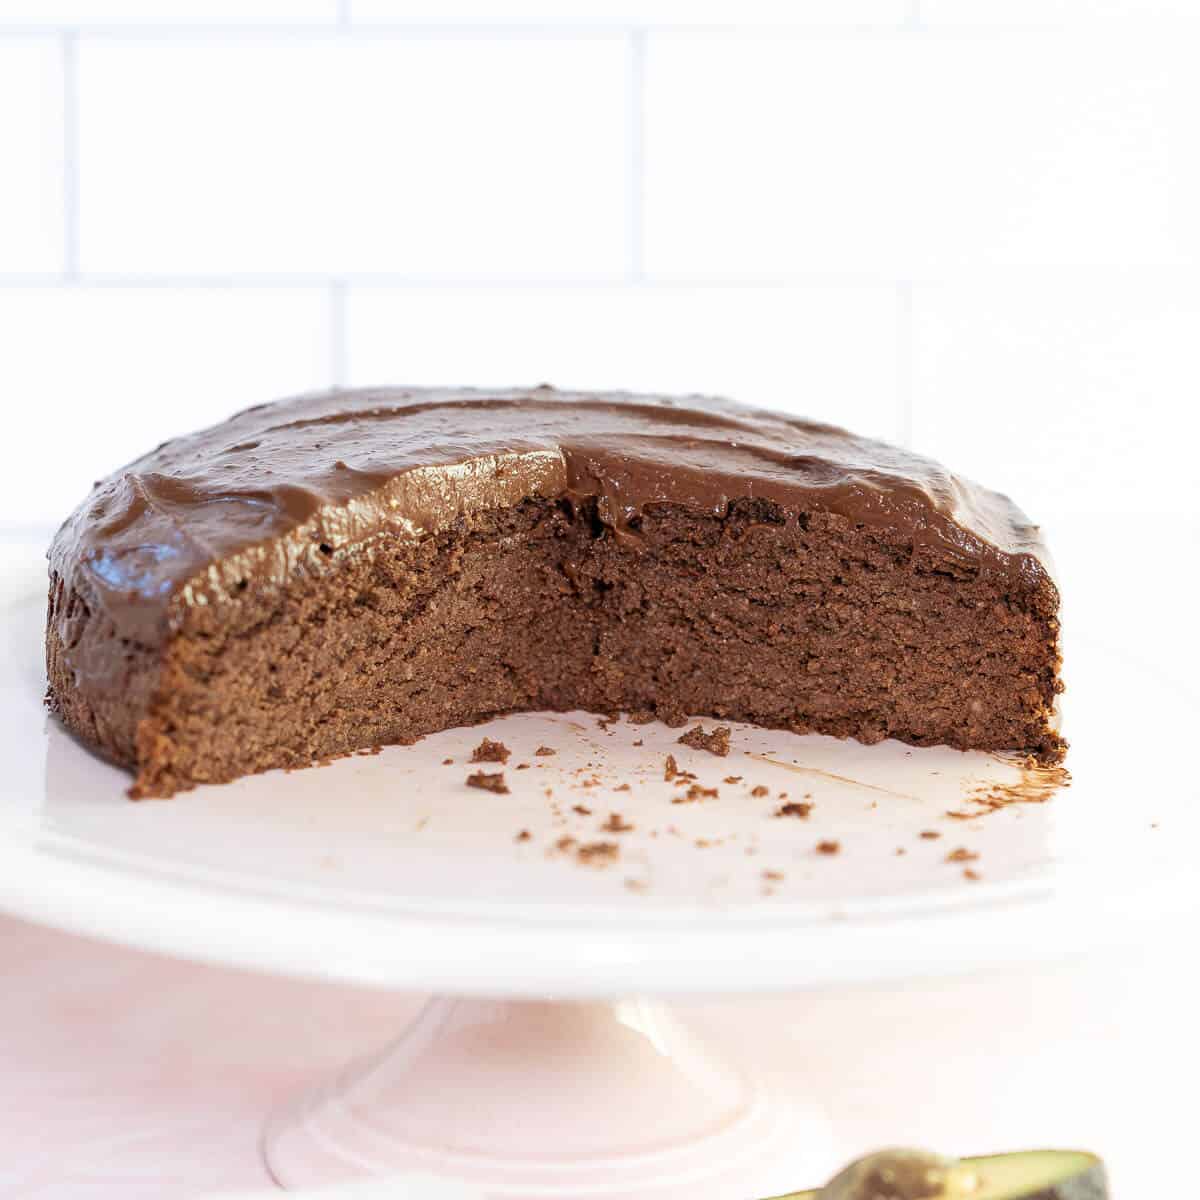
[0,824,1192,996]
[5,548,1199,995]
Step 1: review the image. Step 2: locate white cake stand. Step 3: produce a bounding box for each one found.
[3,548,1199,1199]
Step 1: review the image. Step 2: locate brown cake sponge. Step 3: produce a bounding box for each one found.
[45,387,1064,798]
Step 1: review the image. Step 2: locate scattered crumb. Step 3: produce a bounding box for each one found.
[895,847,907,856]
[776,801,812,819]
[724,775,743,784]
[762,869,785,881]
[441,758,454,766]
[553,836,577,854]
[579,776,602,789]
[677,724,731,757]
[577,841,620,866]
[625,878,648,892]
[572,804,592,816]
[962,762,1071,815]
[535,745,557,757]
[945,810,975,820]
[815,840,841,856]
[750,785,770,798]
[467,770,509,794]
[632,738,644,747]
[919,830,942,840]
[614,782,632,792]
[515,830,532,843]
[602,812,634,833]
[515,762,530,770]
[356,744,383,757]
[946,847,980,863]
[674,783,719,804]
[471,738,511,764]
[664,754,680,781]
[963,867,981,881]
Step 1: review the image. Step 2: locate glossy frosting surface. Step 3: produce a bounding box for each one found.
[49,386,1054,643]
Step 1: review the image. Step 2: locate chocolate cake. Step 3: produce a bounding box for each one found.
[45,386,1064,798]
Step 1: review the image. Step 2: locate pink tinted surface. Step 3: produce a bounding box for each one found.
[2,908,1197,1199]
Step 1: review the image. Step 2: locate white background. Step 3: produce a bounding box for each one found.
[2,2,1200,1197]
[2,0,1200,532]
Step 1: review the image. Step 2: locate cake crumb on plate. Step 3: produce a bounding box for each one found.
[466,770,509,794]
[677,724,731,757]
[471,738,510,764]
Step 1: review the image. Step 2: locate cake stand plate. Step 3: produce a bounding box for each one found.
[3,548,1198,1198]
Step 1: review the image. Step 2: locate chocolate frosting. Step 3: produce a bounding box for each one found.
[49,386,1055,646]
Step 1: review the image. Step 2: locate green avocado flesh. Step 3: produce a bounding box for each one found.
[772,1149,1108,1200]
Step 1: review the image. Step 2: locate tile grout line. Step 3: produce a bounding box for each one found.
[329,280,348,387]
[60,31,80,280]
[0,22,982,38]
[626,29,647,284]
[896,0,919,443]
[0,268,1158,288]
[896,280,914,447]
[328,0,352,387]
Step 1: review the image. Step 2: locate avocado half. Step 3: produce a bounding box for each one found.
[769,1148,1108,1200]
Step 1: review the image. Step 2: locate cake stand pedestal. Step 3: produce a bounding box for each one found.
[263,997,814,1198]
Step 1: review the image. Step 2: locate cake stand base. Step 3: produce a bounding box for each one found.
[262,997,827,1199]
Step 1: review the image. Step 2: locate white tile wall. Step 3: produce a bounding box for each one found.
[919,0,1200,26]
[78,37,630,277]
[644,32,1198,277]
[347,285,900,439]
[0,3,1198,529]
[0,287,332,520]
[0,40,63,274]
[912,279,1200,521]
[348,0,911,26]
[0,1,339,23]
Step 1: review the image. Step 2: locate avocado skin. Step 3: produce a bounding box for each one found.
[1013,1161,1108,1200]
[770,1151,1108,1200]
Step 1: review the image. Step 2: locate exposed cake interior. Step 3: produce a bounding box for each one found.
[49,493,1062,799]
